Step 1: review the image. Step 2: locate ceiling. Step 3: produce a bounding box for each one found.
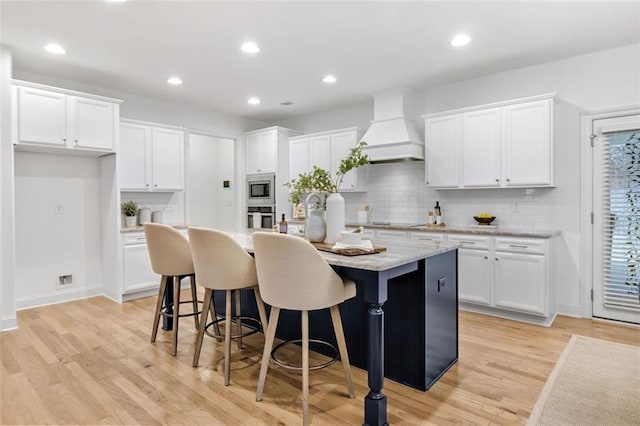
[2,1,639,122]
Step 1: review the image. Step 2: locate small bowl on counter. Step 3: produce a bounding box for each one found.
[473,216,496,225]
[341,230,363,245]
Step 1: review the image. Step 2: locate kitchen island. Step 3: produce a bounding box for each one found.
[221,231,459,426]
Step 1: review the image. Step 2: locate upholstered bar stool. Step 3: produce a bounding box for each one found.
[188,226,269,386]
[144,223,203,356]
[252,232,355,425]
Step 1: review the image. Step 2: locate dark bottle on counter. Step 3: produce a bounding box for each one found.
[434,201,441,217]
[279,214,288,234]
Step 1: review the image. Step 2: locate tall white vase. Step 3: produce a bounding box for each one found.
[324,192,345,244]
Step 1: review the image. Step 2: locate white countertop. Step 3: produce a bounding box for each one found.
[228,230,459,272]
[346,222,560,238]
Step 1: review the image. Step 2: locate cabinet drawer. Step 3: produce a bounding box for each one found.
[495,237,546,255]
[123,233,147,245]
[375,230,407,241]
[448,234,490,250]
[409,232,445,242]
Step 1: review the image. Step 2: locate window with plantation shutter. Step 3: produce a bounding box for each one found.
[593,114,640,324]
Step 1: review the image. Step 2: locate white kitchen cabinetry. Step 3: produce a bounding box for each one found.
[424,94,555,189]
[424,115,460,188]
[119,120,184,192]
[289,127,361,190]
[448,234,492,305]
[12,80,121,153]
[246,129,277,174]
[408,232,445,242]
[375,229,408,241]
[493,237,548,316]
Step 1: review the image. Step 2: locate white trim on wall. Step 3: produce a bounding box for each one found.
[15,286,104,311]
[580,106,640,318]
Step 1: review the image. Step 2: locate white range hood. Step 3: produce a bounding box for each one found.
[360,88,424,163]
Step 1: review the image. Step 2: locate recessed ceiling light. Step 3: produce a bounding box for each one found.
[248,97,261,105]
[241,42,260,54]
[451,34,471,47]
[167,76,183,85]
[322,74,337,84]
[43,43,66,55]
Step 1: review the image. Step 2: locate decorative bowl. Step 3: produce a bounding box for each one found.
[341,230,363,245]
[473,216,496,225]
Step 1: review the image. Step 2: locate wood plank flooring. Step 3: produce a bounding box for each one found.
[1,291,638,425]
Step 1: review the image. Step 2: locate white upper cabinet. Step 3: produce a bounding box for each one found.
[425,115,460,188]
[67,96,115,150]
[288,127,361,191]
[246,129,277,174]
[13,81,120,153]
[423,94,556,189]
[462,108,502,187]
[503,99,552,186]
[119,120,184,192]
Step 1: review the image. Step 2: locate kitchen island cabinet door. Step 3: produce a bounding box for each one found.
[462,108,502,187]
[457,248,492,306]
[503,99,553,186]
[493,251,547,316]
[425,115,460,188]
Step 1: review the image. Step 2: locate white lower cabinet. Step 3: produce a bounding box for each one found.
[458,248,493,306]
[493,239,548,316]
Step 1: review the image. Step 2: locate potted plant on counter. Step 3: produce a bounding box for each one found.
[284,141,369,243]
[121,201,138,228]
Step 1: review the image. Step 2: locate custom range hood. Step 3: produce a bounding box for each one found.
[360,88,424,163]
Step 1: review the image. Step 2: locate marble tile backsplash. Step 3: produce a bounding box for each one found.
[121,191,185,225]
[344,162,554,230]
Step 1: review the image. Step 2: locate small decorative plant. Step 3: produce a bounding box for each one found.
[121,201,138,217]
[285,141,370,205]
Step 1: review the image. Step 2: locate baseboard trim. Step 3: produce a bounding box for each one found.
[459,303,557,327]
[556,303,582,317]
[1,315,18,332]
[16,287,104,310]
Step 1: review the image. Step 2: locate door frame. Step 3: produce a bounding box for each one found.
[580,106,640,319]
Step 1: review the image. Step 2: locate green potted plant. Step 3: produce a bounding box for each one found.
[121,201,138,228]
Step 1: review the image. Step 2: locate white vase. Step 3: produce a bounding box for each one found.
[125,216,137,228]
[324,192,345,244]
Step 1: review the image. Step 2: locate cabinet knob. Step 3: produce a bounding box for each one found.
[74,139,78,145]
[63,138,67,142]
[484,256,488,260]
[495,179,499,182]
[154,184,158,187]
[145,184,149,187]
[506,178,510,182]
[495,257,499,261]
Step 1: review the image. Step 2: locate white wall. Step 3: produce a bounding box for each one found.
[276,43,640,318]
[1,46,16,330]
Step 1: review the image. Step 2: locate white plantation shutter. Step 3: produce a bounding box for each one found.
[600,130,640,312]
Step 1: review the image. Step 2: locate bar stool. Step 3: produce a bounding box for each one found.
[188,226,269,386]
[144,223,203,356]
[252,232,355,425]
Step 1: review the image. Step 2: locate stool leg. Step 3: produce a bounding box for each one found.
[224,289,232,386]
[235,290,243,350]
[171,276,180,356]
[190,274,200,330]
[253,287,269,334]
[302,310,310,426]
[330,305,355,398]
[151,275,168,343]
[193,288,212,368]
[209,291,222,342]
[256,307,280,402]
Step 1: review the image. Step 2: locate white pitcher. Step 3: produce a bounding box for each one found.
[304,193,326,242]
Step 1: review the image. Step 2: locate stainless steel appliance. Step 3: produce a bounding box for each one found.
[248,206,275,229]
[247,173,275,206]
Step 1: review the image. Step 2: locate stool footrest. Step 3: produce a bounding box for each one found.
[160,299,203,319]
[204,316,262,340]
[271,339,338,371]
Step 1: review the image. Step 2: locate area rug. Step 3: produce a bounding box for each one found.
[527,334,640,425]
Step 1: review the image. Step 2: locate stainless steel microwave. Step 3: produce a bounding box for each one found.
[247,173,275,206]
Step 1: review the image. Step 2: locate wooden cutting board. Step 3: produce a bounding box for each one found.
[311,241,387,256]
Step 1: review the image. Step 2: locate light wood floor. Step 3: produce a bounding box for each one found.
[1,292,638,425]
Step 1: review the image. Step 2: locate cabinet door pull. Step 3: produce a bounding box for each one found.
[508,244,528,248]
[418,237,434,241]
[145,184,150,187]
[506,178,511,182]
[63,138,67,142]
[484,256,488,260]
[495,178,499,182]
[495,257,499,261]
[459,240,476,244]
